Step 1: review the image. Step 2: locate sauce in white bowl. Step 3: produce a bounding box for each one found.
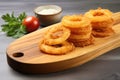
[38,8,58,15]
[34,5,62,26]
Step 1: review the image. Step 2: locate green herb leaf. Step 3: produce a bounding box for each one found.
[1,12,27,38]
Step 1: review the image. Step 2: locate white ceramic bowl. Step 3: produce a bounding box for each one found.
[34,5,62,26]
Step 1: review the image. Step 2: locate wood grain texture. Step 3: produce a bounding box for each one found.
[6,12,120,74]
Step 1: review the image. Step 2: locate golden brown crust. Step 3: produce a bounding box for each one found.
[69,35,94,47]
[84,8,113,22]
[69,25,92,35]
[91,18,114,29]
[92,28,115,37]
[84,8,114,38]
[69,32,91,40]
[44,23,71,45]
[61,14,91,28]
[39,39,75,55]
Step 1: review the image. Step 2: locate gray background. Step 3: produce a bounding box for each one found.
[0,0,120,80]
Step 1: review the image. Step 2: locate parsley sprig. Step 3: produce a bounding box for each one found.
[1,12,27,38]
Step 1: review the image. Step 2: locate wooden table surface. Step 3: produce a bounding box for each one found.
[0,0,120,80]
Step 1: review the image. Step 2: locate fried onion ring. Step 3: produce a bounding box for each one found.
[44,23,70,45]
[69,32,91,40]
[68,35,94,47]
[69,24,92,35]
[61,15,91,28]
[92,28,115,37]
[39,39,75,55]
[84,7,113,22]
[91,18,114,29]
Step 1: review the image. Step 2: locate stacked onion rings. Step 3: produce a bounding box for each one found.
[61,15,94,47]
[39,23,75,55]
[85,8,115,37]
[39,7,115,55]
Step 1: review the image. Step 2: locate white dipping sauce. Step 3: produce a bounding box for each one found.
[38,8,58,15]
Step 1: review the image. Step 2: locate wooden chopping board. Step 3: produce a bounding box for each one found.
[6,12,120,74]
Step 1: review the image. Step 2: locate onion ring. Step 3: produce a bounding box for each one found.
[61,15,91,28]
[91,18,114,29]
[39,39,75,55]
[92,27,115,37]
[44,23,70,45]
[84,7,113,22]
[68,32,91,40]
[68,35,94,47]
[69,25,92,35]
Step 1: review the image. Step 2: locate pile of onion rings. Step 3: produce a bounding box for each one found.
[39,7,115,55]
[61,14,94,47]
[84,7,114,37]
[39,23,75,55]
